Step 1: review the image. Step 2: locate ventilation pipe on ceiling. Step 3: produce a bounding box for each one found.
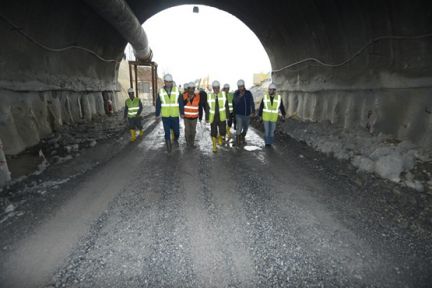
[83,0,152,61]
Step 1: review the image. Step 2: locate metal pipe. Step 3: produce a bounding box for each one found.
[83,0,152,62]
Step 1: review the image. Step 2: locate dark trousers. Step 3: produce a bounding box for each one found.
[227,113,235,129]
[162,117,180,141]
[128,117,143,130]
[210,120,227,137]
[184,118,197,145]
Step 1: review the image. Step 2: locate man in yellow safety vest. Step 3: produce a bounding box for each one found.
[258,83,286,147]
[222,83,235,140]
[206,81,229,153]
[155,74,184,152]
[124,87,144,142]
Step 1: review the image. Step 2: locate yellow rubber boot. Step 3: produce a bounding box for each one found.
[130,130,136,142]
[218,135,223,145]
[212,137,217,153]
[139,130,144,137]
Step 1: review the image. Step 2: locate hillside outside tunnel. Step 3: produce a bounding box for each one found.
[0,1,432,287]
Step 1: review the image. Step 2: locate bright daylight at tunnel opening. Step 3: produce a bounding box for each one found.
[0,1,432,287]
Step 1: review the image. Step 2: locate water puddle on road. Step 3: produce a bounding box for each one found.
[243,145,261,151]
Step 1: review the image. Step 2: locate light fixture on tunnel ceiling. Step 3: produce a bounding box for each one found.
[193,6,199,13]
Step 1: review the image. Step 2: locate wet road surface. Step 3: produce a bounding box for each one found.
[1,119,432,287]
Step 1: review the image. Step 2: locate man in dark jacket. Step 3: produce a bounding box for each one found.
[232,79,255,145]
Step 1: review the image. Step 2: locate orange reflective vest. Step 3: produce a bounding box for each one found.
[183,92,200,119]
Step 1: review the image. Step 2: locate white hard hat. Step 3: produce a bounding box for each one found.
[184,83,189,89]
[223,84,230,89]
[212,80,220,87]
[269,83,277,90]
[237,79,245,86]
[164,74,173,81]
[127,88,134,93]
[189,82,196,88]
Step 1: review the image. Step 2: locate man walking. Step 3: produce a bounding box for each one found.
[124,87,144,142]
[222,83,235,140]
[155,74,184,152]
[233,79,255,146]
[258,83,286,147]
[183,82,203,148]
[206,81,229,153]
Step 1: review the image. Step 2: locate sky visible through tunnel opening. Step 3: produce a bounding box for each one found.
[125,4,272,89]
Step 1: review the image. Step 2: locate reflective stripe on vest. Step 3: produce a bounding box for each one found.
[262,94,281,122]
[126,98,140,118]
[208,92,227,123]
[183,93,200,119]
[160,87,179,117]
[226,92,234,113]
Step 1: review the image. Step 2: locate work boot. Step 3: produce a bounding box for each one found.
[130,130,136,142]
[212,137,217,153]
[173,138,179,147]
[190,136,196,148]
[233,135,240,147]
[218,135,223,145]
[241,133,247,145]
[166,139,172,152]
[139,130,144,137]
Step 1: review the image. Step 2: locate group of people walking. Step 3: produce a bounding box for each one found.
[124,74,286,153]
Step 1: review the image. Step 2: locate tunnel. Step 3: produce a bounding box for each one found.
[1,1,432,287]
[1,0,432,156]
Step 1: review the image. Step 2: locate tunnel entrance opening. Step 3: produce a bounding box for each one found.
[124,5,272,91]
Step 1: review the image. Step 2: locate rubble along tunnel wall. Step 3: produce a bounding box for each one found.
[0,1,127,155]
[0,0,431,156]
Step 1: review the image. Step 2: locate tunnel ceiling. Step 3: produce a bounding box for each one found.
[0,0,431,92]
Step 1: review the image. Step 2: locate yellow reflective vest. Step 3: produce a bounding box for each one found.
[262,94,281,122]
[208,92,227,123]
[126,97,140,118]
[159,87,180,117]
[226,92,234,113]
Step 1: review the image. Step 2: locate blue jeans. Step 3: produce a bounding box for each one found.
[263,121,276,145]
[236,115,250,137]
[162,117,180,141]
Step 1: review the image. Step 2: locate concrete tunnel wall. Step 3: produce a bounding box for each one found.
[0,0,431,155]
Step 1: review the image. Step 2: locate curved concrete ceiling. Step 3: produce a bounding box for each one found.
[1,0,431,92]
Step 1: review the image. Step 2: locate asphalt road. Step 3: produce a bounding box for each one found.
[1,119,431,288]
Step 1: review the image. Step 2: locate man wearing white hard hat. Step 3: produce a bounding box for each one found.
[124,87,144,142]
[182,82,204,148]
[155,74,184,152]
[233,79,255,146]
[258,83,286,147]
[182,82,189,94]
[205,80,230,153]
[222,83,235,140]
